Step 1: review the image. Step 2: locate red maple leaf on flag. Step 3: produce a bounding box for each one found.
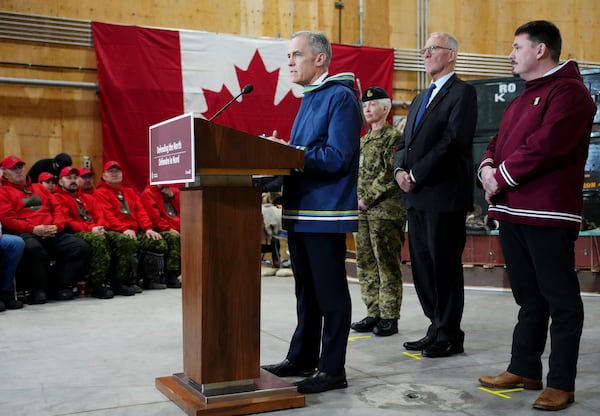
[201,50,301,141]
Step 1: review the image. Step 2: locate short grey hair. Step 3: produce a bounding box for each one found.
[430,31,459,53]
[376,97,392,111]
[368,98,392,117]
[291,31,332,67]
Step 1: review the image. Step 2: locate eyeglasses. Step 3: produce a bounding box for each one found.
[419,45,453,55]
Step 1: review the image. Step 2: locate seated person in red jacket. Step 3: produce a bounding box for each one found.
[0,155,91,304]
[94,161,171,290]
[38,172,57,193]
[140,183,181,288]
[77,166,95,195]
[54,166,139,298]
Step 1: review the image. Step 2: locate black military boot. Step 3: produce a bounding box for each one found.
[89,284,114,299]
[372,319,398,336]
[139,251,167,290]
[166,270,181,288]
[350,316,380,332]
[124,256,142,294]
[1,290,24,310]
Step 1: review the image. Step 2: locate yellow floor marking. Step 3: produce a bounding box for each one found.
[402,351,422,360]
[478,386,525,398]
[348,335,372,342]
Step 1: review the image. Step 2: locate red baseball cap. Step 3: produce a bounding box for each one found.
[103,160,122,171]
[1,155,26,170]
[59,166,79,179]
[38,172,57,182]
[78,166,94,177]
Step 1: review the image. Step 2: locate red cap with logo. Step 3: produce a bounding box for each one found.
[59,166,79,179]
[78,166,94,177]
[1,155,26,170]
[38,172,57,182]
[103,160,122,171]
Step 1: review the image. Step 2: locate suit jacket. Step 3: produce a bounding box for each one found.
[394,74,477,212]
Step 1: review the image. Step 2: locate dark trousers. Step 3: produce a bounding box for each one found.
[286,232,351,375]
[407,209,466,343]
[17,232,91,292]
[500,221,583,391]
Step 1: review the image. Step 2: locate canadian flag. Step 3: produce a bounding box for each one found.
[92,22,394,192]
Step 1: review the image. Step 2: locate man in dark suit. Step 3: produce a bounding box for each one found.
[394,32,477,358]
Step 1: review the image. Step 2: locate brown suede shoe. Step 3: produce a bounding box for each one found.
[533,387,574,411]
[479,370,543,390]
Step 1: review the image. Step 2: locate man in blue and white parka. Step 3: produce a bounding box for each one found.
[262,30,362,395]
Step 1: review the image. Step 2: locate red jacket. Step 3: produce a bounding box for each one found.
[53,186,107,232]
[94,182,153,232]
[0,179,66,233]
[140,186,180,232]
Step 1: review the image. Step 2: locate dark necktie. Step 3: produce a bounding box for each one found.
[413,83,436,131]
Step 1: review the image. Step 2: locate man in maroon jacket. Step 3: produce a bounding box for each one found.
[54,166,137,298]
[94,161,176,290]
[478,21,597,411]
[0,155,90,304]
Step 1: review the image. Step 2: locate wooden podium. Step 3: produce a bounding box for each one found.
[155,119,305,415]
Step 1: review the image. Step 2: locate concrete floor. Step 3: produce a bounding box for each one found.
[1,275,599,416]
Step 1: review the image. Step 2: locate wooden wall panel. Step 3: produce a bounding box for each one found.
[0,39,101,172]
[388,0,417,48]
[428,0,600,61]
[3,0,599,57]
[1,0,599,171]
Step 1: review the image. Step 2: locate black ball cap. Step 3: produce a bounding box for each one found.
[53,152,72,168]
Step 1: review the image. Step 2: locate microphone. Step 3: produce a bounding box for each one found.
[208,84,254,121]
[241,84,254,94]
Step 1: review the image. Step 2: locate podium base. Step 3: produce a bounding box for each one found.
[156,370,305,415]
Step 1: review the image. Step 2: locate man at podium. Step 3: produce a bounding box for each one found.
[262,30,362,394]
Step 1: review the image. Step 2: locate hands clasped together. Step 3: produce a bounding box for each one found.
[394,170,415,193]
[479,166,499,204]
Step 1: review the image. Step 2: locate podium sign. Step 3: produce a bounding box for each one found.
[149,112,195,185]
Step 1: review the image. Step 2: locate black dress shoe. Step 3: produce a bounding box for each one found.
[372,319,398,336]
[295,370,347,394]
[421,341,464,358]
[403,335,435,351]
[351,316,380,332]
[261,359,315,377]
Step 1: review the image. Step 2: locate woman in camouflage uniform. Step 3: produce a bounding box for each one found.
[351,87,407,337]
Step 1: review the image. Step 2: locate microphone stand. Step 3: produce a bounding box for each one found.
[208,84,253,122]
[356,77,370,133]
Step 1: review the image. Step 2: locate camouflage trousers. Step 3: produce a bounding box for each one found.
[74,232,111,285]
[135,231,180,284]
[75,231,139,284]
[135,231,180,272]
[103,231,139,282]
[355,218,405,319]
